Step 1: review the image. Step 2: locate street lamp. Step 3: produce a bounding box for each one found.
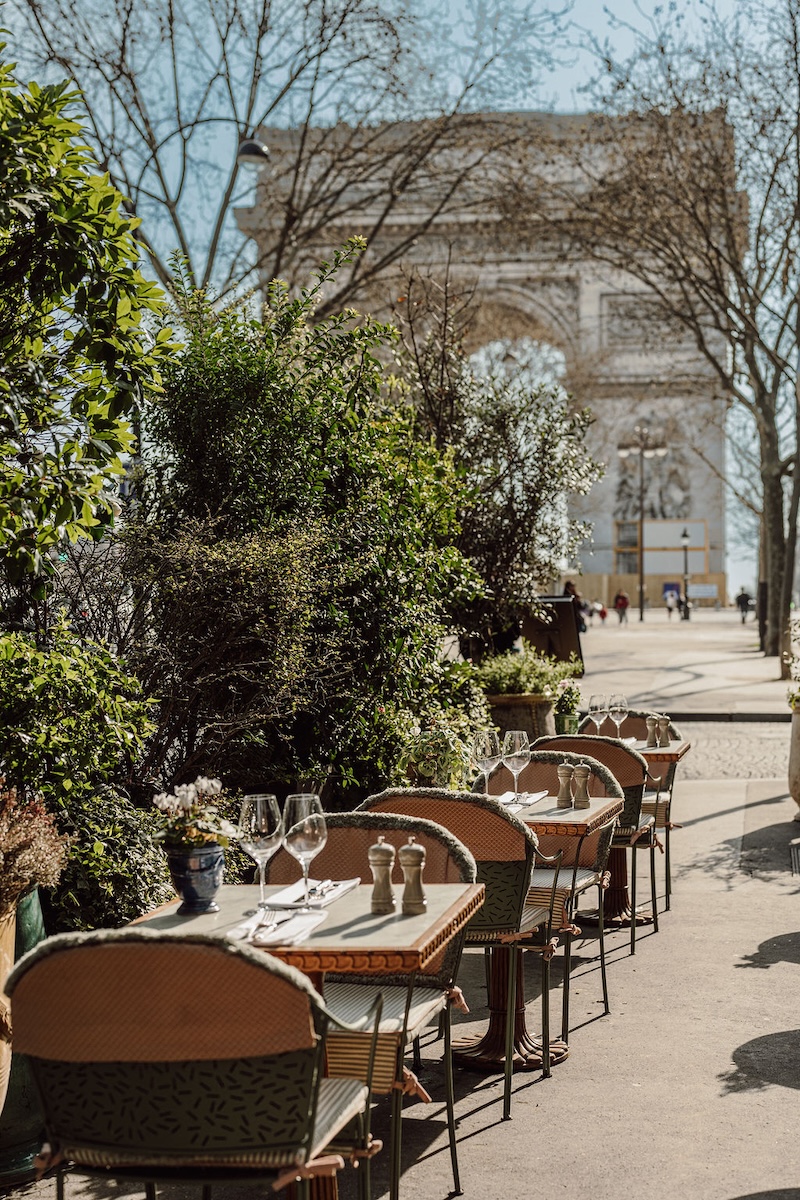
[237,139,270,167]
[681,526,691,620]
[618,425,669,621]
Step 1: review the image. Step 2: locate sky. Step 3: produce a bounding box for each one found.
[541,0,740,110]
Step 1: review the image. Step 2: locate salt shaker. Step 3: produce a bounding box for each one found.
[645,715,658,748]
[556,762,574,808]
[398,835,427,915]
[657,716,671,748]
[572,762,591,809]
[368,835,396,914]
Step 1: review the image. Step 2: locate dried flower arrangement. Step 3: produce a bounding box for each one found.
[0,783,71,922]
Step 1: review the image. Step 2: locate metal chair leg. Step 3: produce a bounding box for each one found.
[560,930,572,1044]
[390,1084,404,1200]
[650,840,659,933]
[412,1035,422,1074]
[502,946,517,1120]
[443,1008,462,1194]
[56,1167,65,1200]
[630,847,637,955]
[145,1185,157,1200]
[541,952,551,1078]
[664,822,672,909]
[598,886,610,1015]
[201,1188,212,1200]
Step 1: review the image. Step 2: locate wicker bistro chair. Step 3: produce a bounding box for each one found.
[6,928,384,1200]
[534,734,658,953]
[267,812,477,1200]
[578,710,684,908]
[483,750,620,1045]
[358,789,561,1121]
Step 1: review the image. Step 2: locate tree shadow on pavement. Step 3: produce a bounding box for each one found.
[736,930,800,968]
[727,1192,800,1199]
[719,1028,800,1093]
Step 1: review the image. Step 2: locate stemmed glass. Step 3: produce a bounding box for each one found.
[502,730,530,803]
[283,793,328,909]
[238,794,284,909]
[608,694,629,738]
[587,693,609,735]
[472,729,501,792]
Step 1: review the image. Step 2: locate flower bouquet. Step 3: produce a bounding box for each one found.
[153,776,237,913]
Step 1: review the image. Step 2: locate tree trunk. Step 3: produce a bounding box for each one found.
[761,458,786,657]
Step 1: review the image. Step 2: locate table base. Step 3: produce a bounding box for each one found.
[452,945,568,1074]
[578,905,654,929]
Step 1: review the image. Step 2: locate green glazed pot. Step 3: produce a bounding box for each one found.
[0,890,47,1186]
[554,712,580,735]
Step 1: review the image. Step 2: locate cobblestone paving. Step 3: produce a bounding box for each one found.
[677,721,789,780]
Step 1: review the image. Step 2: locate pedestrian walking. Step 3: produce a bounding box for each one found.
[665,591,678,619]
[564,579,587,633]
[736,587,752,624]
[613,589,630,624]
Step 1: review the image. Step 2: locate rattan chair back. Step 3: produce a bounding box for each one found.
[360,788,538,935]
[7,930,356,1173]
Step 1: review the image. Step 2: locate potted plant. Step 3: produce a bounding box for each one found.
[473,641,582,741]
[553,678,583,734]
[396,721,473,789]
[0,784,70,1171]
[153,776,239,913]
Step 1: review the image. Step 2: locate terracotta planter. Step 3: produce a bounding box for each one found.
[486,693,556,742]
[789,710,800,820]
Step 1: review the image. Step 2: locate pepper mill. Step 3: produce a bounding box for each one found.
[368,835,396,914]
[398,835,427,915]
[572,762,591,809]
[556,762,574,808]
[657,716,671,747]
[645,715,658,748]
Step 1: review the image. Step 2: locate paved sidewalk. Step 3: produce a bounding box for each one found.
[579,607,788,719]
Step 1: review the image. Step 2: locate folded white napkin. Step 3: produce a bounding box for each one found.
[264,877,361,910]
[496,790,548,806]
[251,910,328,946]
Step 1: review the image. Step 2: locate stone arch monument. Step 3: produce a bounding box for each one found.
[237,114,726,608]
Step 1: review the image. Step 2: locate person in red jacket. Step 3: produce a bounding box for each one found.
[613,589,630,624]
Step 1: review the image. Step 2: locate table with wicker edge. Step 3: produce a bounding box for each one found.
[138,882,485,992]
[452,792,623,1073]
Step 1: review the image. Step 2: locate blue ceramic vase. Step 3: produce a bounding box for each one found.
[166,843,225,914]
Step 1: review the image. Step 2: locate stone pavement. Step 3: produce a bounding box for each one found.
[3,610,800,1200]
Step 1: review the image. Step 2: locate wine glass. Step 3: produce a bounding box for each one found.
[472,729,501,792]
[587,693,609,735]
[608,694,629,738]
[283,793,328,909]
[238,794,283,908]
[502,730,530,803]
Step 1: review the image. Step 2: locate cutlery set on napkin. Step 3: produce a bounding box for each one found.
[227,877,360,945]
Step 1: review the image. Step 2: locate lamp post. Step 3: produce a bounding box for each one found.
[681,527,691,620]
[618,425,669,621]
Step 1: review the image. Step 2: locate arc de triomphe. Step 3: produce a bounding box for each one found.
[237,114,727,607]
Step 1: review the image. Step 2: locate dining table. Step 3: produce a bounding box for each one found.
[452,790,623,1074]
[136,880,485,993]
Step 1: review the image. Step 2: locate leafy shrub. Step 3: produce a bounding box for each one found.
[0,618,169,930]
[474,641,582,697]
